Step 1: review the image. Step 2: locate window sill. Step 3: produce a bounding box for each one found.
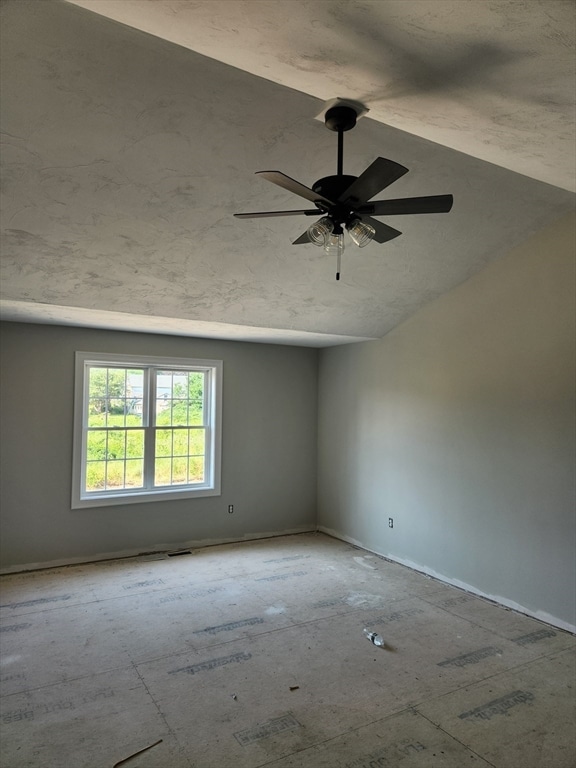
[72,485,221,509]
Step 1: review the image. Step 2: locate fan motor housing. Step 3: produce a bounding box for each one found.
[312,174,357,201]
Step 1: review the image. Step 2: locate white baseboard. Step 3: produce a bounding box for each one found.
[0,526,316,574]
[318,525,576,635]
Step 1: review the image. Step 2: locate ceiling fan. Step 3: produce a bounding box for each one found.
[234,103,453,280]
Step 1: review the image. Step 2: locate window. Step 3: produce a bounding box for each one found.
[72,353,222,508]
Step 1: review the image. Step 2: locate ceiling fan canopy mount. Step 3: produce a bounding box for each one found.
[323,104,358,133]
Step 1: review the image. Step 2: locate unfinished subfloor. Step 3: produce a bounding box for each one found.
[0,532,574,768]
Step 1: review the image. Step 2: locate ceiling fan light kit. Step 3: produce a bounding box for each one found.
[234,101,454,280]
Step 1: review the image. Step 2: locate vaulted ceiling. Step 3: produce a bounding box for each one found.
[1,0,574,345]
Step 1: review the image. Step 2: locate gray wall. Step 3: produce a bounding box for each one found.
[318,212,576,630]
[0,324,318,568]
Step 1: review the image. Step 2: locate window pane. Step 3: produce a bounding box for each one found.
[126,370,144,426]
[188,398,203,426]
[106,430,126,460]
[156,396,170,423]
[188,457,205,483]
[189,428,205,455]
[130,399,144,422]
[106,460,126,489]
[155,457,172,486]
[86,430,106,461]
[126,430,144,459]
[172,429,188,456]
[88,367,109,418]
[188,371,204,398]
[171,371,189,398]
[172,458,187,485]
[155,429,172,458]
[125,459,144,488]
[156,371,176,424]
[88,367,110,426]
[86,461,106,491]
[188,372,204,425]
[169,400,188,427]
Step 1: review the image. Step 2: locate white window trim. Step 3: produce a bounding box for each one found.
[72,352,222,509]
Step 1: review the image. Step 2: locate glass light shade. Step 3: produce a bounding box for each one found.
[323,232,345,258]
[307,216,334,246]
[347,219,376,247]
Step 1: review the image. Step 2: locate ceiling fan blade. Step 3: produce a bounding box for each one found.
[234,209,319,219]
[339,158,409,205]
[292,230,311,245]
[362,216,402,243]
[365,194,454,216]
[256,171,335,206]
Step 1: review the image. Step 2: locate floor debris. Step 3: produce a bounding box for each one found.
[112,738,163,767]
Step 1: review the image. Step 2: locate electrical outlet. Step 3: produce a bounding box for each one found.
[388,518,394,528]
[228,505,234,514]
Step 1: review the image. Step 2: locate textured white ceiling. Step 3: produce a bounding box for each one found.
[1,0,574,345]
[66,0,576,193]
